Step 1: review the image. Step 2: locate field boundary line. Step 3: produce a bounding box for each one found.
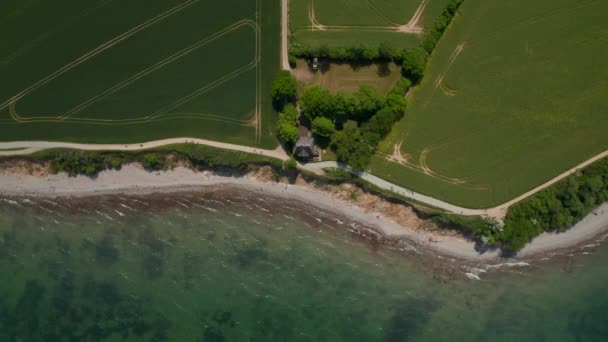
[2,111,256,127]
[255,0,262,143]
[59,19,256,120]
[281,0,291,70]
[0,0,201,117]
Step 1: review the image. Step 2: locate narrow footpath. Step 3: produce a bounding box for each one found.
[1,139,607,221]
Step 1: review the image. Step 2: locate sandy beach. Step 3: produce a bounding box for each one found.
[1,164,607,262]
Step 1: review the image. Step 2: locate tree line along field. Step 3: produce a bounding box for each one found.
[0,0,280,148]
[371,0,608,208]
[290,0,451,50]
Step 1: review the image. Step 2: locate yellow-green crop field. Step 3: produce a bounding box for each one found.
[0,0,280,147]
[372,0,608,208]
[290,0,451,49]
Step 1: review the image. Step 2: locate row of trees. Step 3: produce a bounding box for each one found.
[290,41,406,65]
[300,85,386,122]
[277,104,299,145]
[421,0,464,56]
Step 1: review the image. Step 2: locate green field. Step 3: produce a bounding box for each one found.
[371,0,608,208]
[0,0,280,148]
[290,0,450,49]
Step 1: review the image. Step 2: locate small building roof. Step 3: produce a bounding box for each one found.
[293,137,317,159]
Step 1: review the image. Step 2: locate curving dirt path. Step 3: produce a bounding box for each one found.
[302,150,608,220]
[0,138,289,161]
[1,139,607,221]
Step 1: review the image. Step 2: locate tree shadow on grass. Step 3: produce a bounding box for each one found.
[377,62,392,77]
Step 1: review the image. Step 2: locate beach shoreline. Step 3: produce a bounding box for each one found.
[1,164,607,263]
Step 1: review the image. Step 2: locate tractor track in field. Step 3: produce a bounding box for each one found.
[0,0,201,119]
[306,0,426,33]
[59,19,257,120]
[398,0,427,33]
[4,8,263,139]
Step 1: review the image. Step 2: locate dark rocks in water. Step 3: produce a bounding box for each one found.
[385,297,440,342]
[51,271,75,317]
[201,326,226,342]
[94,234,119,266]
[182,251,203,290]
[142,253,164,279]
[0,229,23,261]
[137,227,168,279]
[12,280,46,337]
[54,236,71,257]
[235,242,271,269]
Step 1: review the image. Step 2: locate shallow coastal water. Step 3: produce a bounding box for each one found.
[0,189,606,341]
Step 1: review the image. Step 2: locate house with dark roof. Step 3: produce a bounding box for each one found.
[292,136,318,160]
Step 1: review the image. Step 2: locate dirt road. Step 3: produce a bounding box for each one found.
[281,0,290,70]
[1,139,607,221]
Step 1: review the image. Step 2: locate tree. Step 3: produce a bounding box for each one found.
[365,107,396,137]
[312,117,335,138]
[282,103,299,121]
[386,93,407,118]
[278,104,299,144]
[331,120,374,171]
[353,85,385,121]
[402,48,428,82]
[278,123,299,144]
[300,86,335,120]
[333,92,357,121]
[271,70,298,107]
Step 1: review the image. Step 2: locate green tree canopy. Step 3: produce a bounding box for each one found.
[312,117,336,138]
[278,122,299,144]
[402,48,428,83]
[300,86,335,120]
[353,85,385,121]
[277,103,299,144]
[331,120,374,171]
[271,70,298,106]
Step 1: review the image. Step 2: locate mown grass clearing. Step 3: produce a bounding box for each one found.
[293,59,402,95]
[372,0,608,208]
[290,0,450,49]
[0,0,280,148]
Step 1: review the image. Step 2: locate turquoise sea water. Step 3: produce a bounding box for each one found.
[0,188,606,341]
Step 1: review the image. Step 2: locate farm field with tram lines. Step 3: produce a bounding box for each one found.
[0,0,280,148]
[289,0,452,49]
[371,0,608,208]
